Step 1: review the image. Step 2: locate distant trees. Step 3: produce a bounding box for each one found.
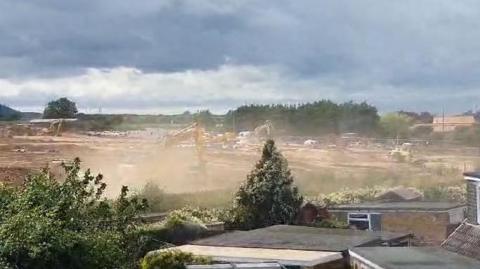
[380,113,413,138]
[398,111,433,124]
[224,101,379,136]
[43,97,78,119]
[229,140,303,230]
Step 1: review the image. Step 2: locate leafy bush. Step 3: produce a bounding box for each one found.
[311,218,349,229]
[0,158,148,269]
[422,185,466,203]
[141,250,210,269]
[163,207,221,229]
[318,186,387,206]
[313,184,466,206]
[380,112,413,138]
[228,140,303,230]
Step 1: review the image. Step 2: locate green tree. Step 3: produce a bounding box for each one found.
[0,158,148,269]
[43,97,78,119]
[380,112,413,138]
[229,140,303,230]
[223,101,379,136]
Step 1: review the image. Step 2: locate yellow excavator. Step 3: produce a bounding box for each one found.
[163,122,237,177]
[48,119,64,137]
[389,143,413,162]
[30,118,77,137]
[163,122,207,177]
[254,120,274,140]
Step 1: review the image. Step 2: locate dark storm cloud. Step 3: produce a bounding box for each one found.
[0,0,479,112]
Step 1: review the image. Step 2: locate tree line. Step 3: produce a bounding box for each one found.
[223,101,380,136]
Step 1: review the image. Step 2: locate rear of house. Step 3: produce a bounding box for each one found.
[432,115,476,132]
[349,247,480,269]
[329,202,466,245]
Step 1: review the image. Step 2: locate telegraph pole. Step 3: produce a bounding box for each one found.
[442,108,445,133]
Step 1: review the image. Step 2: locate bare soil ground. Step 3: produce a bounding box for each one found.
[0,133,478,197]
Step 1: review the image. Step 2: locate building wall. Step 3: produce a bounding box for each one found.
[432,124,457,132]
[466,180,478,225]
[381,212,449,245]
[312,258,348,269]
[350,257,376,269]
[330,210,455,245]
[449,207,466,224]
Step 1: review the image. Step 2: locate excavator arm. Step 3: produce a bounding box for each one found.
[163,123,207,172]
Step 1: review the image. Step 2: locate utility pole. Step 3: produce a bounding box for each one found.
[442,108,445,133]
[232,111,236,133]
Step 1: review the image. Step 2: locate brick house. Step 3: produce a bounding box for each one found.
[440,172,480,261]
[348,246,480,269]
[347,172,480,269]
[432,115,476,132]
[328,202,466,245]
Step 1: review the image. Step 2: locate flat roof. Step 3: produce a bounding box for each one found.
[187,263,282,269]
[192,225,410,252]
[349,247,480,269]
[160,245,342,267]
[329,201,465,211]
[464,171,480,181]
[30,119,77,123]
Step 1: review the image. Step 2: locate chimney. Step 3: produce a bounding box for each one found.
[464,172,480,225]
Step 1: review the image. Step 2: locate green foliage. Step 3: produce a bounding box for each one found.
[141,250,210,269]
[422,185,466,203]
[163,207,220,228]
[229,140,303,230]
[0,158,148,269]
[43,97,78,119]
[314,184,466,206]
[132,207,222,255]
[311,218,349,229]
[398,111,433,124]
[380,113,413,138]
[224,101,379,135]
[318,186,387,206]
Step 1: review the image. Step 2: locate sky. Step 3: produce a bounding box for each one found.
[0,0,480,114]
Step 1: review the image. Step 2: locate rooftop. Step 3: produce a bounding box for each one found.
[464,171,480,180]
[329,201,464,211]
[187,263,282,269]
[376,187,423,202]
[191,225,410,252]
[161,245,342,267]
[349,247,480,269]
[442,222,480,261]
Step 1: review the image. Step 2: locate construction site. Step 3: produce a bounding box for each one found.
[0,119,477,201]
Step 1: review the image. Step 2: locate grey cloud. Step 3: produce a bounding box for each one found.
[0,0,480,112]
